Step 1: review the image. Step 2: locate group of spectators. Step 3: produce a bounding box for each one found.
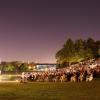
[20,58,100,83]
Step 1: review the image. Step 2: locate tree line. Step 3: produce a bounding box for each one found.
[0,61,36,72]
[56,38,100,67]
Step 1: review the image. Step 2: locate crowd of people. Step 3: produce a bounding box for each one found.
[20,58,100,83]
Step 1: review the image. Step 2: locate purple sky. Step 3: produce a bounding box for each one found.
[0,0,100,63]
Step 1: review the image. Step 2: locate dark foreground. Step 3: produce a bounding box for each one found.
[0,79,100,100]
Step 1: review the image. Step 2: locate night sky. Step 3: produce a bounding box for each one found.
[0,0,100,63]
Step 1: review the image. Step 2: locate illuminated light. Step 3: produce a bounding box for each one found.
[28,66,32,69]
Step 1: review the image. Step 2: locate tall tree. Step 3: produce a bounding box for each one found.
[75,39,84,52]
[95,40,100,57]
[56,38,75,66]
[86,38,95,56]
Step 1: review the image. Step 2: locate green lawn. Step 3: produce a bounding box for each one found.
[0,79,100,100]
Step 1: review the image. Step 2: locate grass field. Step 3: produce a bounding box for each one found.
[0,79,100,100]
